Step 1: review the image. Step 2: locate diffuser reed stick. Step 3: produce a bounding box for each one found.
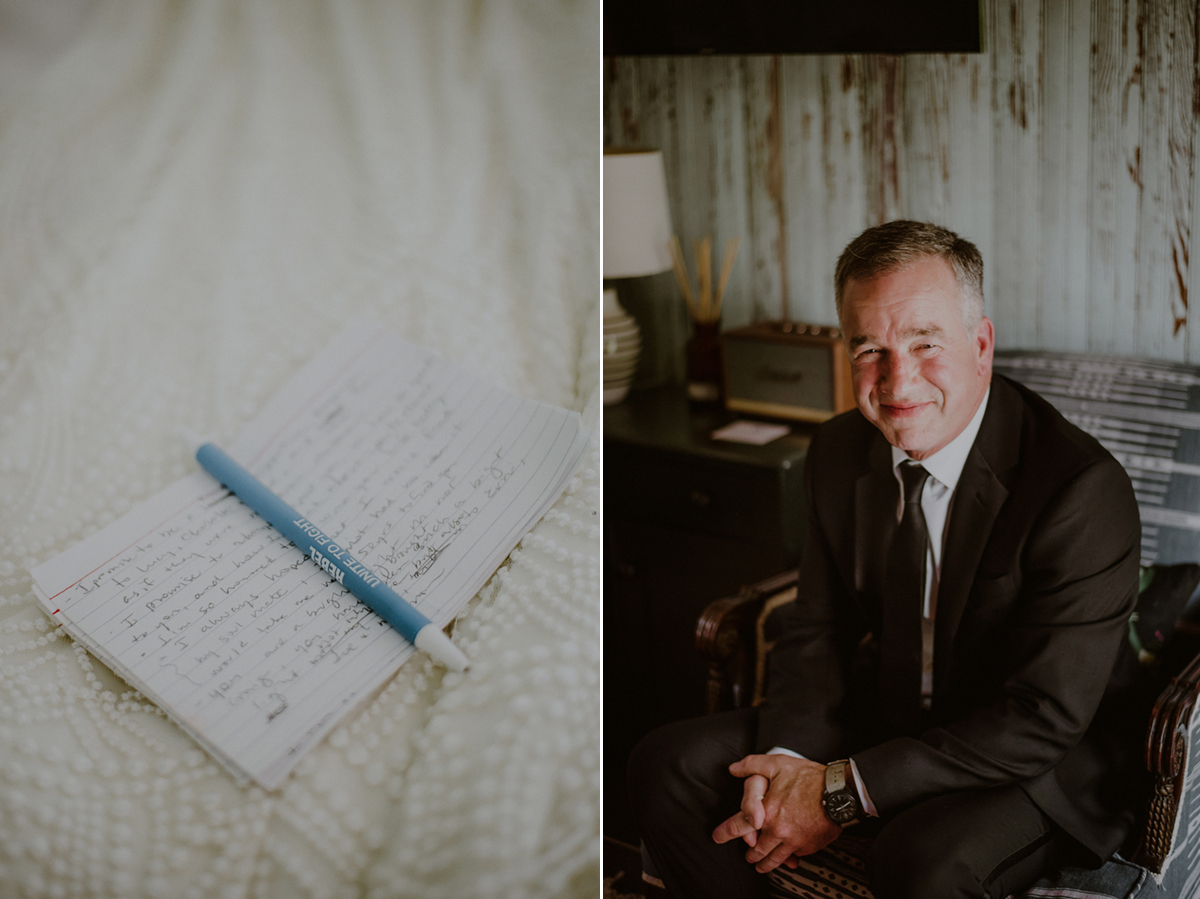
[669,236,699,321]
[714,237,740,321]
[670,235,740,324]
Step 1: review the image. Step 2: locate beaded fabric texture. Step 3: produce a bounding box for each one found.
[0,2,600,898]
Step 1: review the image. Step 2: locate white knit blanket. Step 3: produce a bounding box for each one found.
[0,3,600,897]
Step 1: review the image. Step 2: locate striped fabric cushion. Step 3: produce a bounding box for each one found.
[767,836,1150,899]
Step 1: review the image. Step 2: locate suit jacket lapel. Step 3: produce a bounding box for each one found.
[932,378,1019,699]
[855,432,899,607]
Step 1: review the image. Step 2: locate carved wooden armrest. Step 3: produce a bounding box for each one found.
[696,569,799,715]
[1133,647,1200,873]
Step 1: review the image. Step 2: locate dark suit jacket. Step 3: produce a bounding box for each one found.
[756,373,1142,859]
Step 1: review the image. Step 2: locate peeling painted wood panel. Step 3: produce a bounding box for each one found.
[604,0,1200,375]
[707,57,753,326]
[818,55,872,323]
[1088,0,1143,355]
[604,57,639,146]
[1135,0,1185,359]
[626,58,758,337]
[785,55,870,326]
[1135,0,1170,356]
[606,58,692,385]
[991,0,1044,350]
[937,54,995,309]
[860,55,904,226]
[744,55,789,325]
[1185,4,1200,362]
[1038,0,1091,353]
[1166,0,1197,361]
[602,59,616,146]
[902,55,954,225]
[897,53,994,311]
[672,59,719,264]
[776,54,820,324]
[828,55,874,322]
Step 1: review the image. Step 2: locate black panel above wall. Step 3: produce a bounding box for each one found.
[604,0,984,55]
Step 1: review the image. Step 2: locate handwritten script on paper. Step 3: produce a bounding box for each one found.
[32,325,588,788]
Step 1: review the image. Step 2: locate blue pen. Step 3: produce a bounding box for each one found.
[180,430,469,671]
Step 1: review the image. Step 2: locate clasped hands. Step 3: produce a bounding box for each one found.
[711,755,843,874]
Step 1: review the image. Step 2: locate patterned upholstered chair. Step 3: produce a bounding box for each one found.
[694,564,1200,899]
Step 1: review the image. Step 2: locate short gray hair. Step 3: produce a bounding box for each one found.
[834,220,984,334]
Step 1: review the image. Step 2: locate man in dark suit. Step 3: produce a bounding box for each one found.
[628,221,1142,898]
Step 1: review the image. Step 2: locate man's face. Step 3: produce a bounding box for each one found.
[840,255,994,461]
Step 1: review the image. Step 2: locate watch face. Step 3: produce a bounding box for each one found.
[825,791,858,824]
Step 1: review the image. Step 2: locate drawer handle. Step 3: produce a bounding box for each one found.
[690,489,711,508]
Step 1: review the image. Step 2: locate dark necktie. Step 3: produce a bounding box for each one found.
[880,460,930,734]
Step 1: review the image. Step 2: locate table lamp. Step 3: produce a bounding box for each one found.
[603,147,673,404]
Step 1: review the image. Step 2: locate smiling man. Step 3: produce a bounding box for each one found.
[629,221,1142,898]
[842,253,991,459]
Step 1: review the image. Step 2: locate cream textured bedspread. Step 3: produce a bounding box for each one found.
[0,2,600,897]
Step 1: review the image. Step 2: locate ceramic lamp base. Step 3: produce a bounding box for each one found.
[603,287,641,404]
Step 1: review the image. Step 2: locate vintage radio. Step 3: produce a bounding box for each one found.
[721,321,855,422]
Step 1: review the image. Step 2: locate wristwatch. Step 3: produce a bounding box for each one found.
[822,759,863,826]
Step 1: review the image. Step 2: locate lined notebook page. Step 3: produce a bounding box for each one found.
[31,324,589,789]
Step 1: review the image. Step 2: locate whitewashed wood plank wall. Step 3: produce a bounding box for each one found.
[604,0,1200,385]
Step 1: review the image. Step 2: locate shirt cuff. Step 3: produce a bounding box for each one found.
[848,758,879,817]
[767,746,803,759]
[766,747,878,818]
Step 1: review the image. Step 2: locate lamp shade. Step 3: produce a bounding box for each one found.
[603,148,673,278]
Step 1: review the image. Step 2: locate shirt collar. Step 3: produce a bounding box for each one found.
[890,386,991,492]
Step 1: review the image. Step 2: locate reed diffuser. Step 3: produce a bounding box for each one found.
[670,235,740,401]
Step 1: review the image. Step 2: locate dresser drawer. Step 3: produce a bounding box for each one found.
[607,444,797,547]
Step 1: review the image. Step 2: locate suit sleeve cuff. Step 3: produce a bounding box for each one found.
[848,758,879,817]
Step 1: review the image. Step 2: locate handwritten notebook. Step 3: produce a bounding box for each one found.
[30,322,591,789]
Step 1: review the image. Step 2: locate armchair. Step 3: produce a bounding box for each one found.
[696,566,1200,899]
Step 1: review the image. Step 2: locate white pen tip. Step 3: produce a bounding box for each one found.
[414,624,470,671]
[178,427,211,458]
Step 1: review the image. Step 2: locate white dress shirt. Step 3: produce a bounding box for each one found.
[892,386,991,702]
[891,385,991,620]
